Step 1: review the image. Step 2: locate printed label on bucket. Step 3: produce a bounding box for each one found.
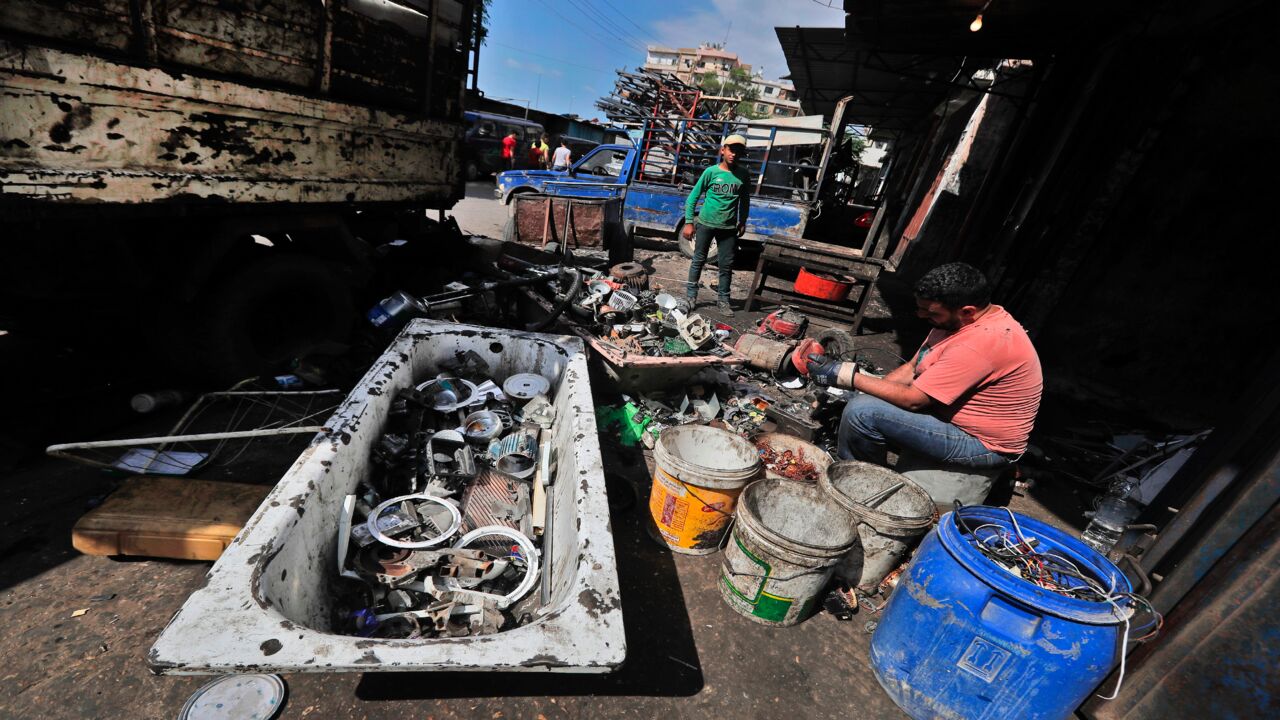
[721,532,794,623]
[648,467,741,551]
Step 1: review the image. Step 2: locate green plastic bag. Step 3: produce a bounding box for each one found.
[595,402,651,447]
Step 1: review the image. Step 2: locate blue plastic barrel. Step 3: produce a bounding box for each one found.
[870,506,1132,720]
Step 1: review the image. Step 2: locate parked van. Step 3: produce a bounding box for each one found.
[463,111,545,180]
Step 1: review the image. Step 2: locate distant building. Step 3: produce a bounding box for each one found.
[644,43,751,84]
[750,77,802,119]
[861,137,890,168]
[643,44,799,119]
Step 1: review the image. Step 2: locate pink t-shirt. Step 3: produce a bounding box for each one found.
[911,305,1043,455]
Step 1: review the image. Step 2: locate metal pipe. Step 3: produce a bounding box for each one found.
[47,426,326,455]
[861,482,905,508]
[539,442,555,607]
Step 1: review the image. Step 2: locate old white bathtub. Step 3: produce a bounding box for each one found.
[150,320,625,673]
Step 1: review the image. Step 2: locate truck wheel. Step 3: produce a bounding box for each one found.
[197,255,355,384]
[506,189,537,216]
[676,221,717,266]
[502,216,518,244]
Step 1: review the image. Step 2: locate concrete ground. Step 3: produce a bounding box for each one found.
[0,182,1082,719]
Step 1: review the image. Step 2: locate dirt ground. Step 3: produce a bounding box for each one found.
[0,184,1084,719]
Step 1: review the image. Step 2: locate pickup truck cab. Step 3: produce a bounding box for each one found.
[496,137,811,259]
[495,144,632,203]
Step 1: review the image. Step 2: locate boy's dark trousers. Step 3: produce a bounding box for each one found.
[686,223,737,302]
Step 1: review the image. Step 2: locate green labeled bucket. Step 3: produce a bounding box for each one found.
[718,478,860,626]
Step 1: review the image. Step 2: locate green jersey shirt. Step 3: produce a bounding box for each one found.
[685,164,751,230]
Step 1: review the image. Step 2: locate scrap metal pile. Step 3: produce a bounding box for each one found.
[595,68,746,185]
[592,305,867,452]
[754,438,821,482]
[335,370,558,639]
[572,262,735,358]
[598,376,838,453]
[595,68,740,125]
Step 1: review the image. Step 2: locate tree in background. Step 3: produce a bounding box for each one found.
[842,131,867,164]
[697,67,765,120]
[477,0,491,44]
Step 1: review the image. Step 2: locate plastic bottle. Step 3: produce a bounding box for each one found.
[130,390,187,413]
[1081,495,1141,554]
[367,290,427,328]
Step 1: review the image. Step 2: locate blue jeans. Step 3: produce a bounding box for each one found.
[837,393,1011,470]
[686,223,737,302]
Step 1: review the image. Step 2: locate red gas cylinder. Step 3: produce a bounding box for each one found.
[794,267,853,301]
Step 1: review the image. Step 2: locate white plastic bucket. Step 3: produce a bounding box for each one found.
[821,461,936,592]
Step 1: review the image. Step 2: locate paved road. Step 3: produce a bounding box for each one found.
[450,180,510,240]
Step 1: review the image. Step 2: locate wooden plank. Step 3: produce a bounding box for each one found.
[763,236,868,260]
[761,248,883,283]
[0,0,134,53]
[0,40,463,208]
[752,288,864,324]
[152,0,321,89]
[72,476,271,561]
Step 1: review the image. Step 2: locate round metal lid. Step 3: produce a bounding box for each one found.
[503,373,550,400]
[178,674,286,720]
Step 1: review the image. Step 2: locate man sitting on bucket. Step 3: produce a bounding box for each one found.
[804,262,1042,499]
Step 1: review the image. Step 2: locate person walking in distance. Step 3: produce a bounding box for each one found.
[683,134,750,316]
[551,138,573,172]
[538,134,552,169]
[502,130,518,171]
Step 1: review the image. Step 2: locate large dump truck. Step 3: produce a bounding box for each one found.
[0,0,476,381]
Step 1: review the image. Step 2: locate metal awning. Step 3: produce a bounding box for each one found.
[777,1,1157,127]
[776,26,988,131]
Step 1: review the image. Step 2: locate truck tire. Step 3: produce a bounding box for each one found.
[676,221,718,266]
[502,216,518,244]
[466,161,479,182]
[197,255,355,384]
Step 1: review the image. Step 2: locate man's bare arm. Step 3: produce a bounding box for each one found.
[832,357,932,411]
[851,373,933,412]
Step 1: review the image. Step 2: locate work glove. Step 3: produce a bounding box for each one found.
[806,353,843,387]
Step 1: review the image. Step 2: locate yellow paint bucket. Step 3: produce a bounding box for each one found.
[648,425,762,555]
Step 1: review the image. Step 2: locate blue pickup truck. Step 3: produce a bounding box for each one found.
[495,118,831,259]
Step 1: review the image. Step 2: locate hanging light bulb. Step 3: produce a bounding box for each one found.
[970,0,993,32]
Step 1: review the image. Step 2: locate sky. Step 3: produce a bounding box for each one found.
[477,0,846,119]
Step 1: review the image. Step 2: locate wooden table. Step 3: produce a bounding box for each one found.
[744,236,886,335]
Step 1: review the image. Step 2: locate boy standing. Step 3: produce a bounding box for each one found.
[683,134,750,316]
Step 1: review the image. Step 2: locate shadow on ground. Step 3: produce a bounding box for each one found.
[355,436,703,700]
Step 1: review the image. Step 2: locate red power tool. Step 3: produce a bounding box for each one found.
[757,307,808,339]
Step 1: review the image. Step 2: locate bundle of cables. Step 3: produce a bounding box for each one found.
[952,503,1162,699]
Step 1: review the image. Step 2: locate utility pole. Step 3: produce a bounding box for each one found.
[534,74,542,115]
